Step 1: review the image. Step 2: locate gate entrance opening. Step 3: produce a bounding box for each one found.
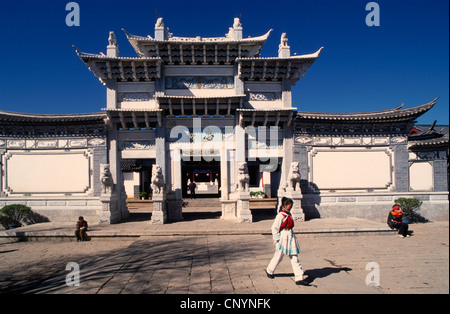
[182,159,220,198]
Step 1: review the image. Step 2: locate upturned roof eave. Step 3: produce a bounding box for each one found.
[408,134,449,148]
[237,47,324,62]
[294,98,438,123]
[0,109,107,124]
[73,46,162,62]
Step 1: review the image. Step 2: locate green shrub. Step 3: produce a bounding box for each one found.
[0,204,33,229]
[394,198,428,223]
[139,192,148,199]
[250,190,266,198]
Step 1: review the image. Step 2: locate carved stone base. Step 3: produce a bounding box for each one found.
[151,193,167,224]
[151,208,166,224]
[99,194,120,224]
[237,191,252,223]
[221,200,238,221]
[284,190,305,222]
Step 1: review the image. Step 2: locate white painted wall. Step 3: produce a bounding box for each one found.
[409,162,434,191]
[3,149,92,196]
[123,171,140,199]
[309,148,393,191]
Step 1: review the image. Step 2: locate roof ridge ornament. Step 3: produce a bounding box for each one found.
[226,17,243,40]
[155,17,164,28]
[393,103,404,110]
[233,17,242,28]
[278,33,290,58]
[108,31,117,46]
[107,31,119,57]
[154,17,172,41]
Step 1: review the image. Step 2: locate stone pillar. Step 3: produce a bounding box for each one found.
[281,79,292,108]
[220,147,229,201]
[235,116,246,163]
[277,121,293,202]
[155,121,166,180]
[118,171,129,220]
[105,80,116,110]
[221,147,238,220]
[167,147,183,222]
[171,147,182,200]
[221,128,235,201]
[166,145,183,221]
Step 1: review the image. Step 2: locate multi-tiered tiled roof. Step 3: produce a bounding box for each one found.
[0,110,107,138]
[74,17,323,86]
[123,17,273,63]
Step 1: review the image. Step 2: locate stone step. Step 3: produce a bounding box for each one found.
[182,198,222,208]
[0,224,396,242]
[127,198,278,211]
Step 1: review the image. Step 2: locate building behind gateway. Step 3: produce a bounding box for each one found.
[0,18,448,224]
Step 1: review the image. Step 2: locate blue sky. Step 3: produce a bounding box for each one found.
[0,0,448,124]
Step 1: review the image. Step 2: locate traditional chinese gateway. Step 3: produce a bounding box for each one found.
[0,18,448,224]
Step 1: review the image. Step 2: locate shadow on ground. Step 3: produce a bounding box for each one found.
[1,234,273,294]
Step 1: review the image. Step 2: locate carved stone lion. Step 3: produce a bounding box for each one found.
[236,162,250,192]
[108,31,117,46]
[286,162,301,192]
[151,164,165,195]
[155,17,164,28]
[280,32,288,46]
[233,17,242,28]
[100,164,114,194]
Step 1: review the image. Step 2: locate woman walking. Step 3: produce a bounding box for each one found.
[266,197,307,285]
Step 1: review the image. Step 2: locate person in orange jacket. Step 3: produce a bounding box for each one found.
[387,204,409,238]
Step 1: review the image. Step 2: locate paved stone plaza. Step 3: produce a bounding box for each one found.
[0,219,447,294]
